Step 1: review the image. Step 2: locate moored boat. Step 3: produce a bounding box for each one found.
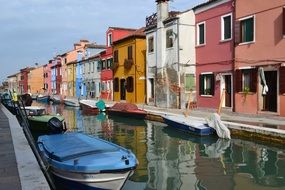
[37,95,50,103]
[28,114,65,133]
[79,99,108,115]
[37,132,138,190]
[107,102,147,119]
[64,98,80,107]
[50,95,63,104]
[163,114,215,136]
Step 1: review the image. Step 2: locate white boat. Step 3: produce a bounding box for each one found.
[64,98,80,107]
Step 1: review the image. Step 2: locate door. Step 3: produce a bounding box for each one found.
[120,79,126,100]
[263,71,277,112]
[224,75,232,107]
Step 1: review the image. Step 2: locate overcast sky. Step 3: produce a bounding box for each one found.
[0,0,204,83]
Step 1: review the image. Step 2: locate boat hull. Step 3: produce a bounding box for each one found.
[163,116,214,136]
[52,167,133,190]
[80,103,100,115]
[64,100,80,107]
[28,115,64,133]
[37,96,50,103]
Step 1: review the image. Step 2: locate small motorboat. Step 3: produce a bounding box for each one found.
[50,95,63,104]
[37,95,50,103]
[23,106,65,133]
[37,132,138,190]
[64,98,80,107]
[107,102,147,119]
[163,114,215,136]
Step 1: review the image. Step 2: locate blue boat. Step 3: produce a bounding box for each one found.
[37,95,50,103]
[163,114,215,136]
[37,133,138,190]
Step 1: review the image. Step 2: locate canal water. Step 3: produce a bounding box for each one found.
[35,103,285,190]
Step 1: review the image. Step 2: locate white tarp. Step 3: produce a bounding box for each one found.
[206,113,231,139]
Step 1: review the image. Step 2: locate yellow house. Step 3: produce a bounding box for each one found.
[112,28,146,104]
[28,66,44,94]
[67,60,76,97]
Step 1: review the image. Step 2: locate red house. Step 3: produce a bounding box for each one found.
[19,67,33,94]
[55,56,62,95]
[100,27,136,100]
[193,0,234,110]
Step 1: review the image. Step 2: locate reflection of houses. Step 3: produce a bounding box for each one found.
[28,65,44,94]
[112,28,146,103]
[193,0,234,110]
[234,0,285,116]
[145,0,196,108]
[100,27,136,100]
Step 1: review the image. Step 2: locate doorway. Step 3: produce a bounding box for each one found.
[120,79,126,100]
[221,74,232,108]
[262,71,277,112]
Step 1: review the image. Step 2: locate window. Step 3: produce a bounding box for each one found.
[148,36,154,53]
[197,22,206,45]
[166,29,174,48]
[235,69,257,93]
[107,58,113,69]
[102,60,106,70]
[221,13,232,40]
[97,60,102,71]
[199,73,214,96]
[185,74,195,92]
[280,67,285,94]
[128,46,133,60]
[89,62,91,73]
[108,33,112,47]
[114,50,119,63]
[114,78,119,92]
[126,76,134,92]
[92,62,95,73]
[240,16,254,43]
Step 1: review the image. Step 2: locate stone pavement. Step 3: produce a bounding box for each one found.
[0,104,50,190]
[0,106,21,190]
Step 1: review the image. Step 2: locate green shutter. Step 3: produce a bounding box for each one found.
[199,74,204,95]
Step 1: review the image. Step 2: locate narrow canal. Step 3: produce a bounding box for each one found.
[35,103,285,190]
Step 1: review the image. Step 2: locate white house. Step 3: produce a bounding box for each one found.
[145,0,196,108]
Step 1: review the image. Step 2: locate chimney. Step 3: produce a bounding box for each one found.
[156,0,169,23]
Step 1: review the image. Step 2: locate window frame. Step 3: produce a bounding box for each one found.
[107,33,112,47]
[166,29,174,48]
[197,21,206,46]
[114,50,119,63]
[239,15,255,45]
[221,13,232,41]
[114,78,119,92]
[148,36,154,53]
[199,72,214,96]
[128,46,133,60]
[126,76,134,92]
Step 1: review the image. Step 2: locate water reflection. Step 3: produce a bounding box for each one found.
[33,102,285,190]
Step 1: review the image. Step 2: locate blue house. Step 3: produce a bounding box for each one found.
[51,59,57,94]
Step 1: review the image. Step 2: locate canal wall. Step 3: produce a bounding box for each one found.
[0,105,50,190]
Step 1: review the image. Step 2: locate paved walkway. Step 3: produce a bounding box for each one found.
[0,104,50,190]
[0,106,21,190]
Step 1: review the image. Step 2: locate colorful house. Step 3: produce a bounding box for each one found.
[234,0,285,116]
[193,0,234,110]
[7,73,19,93]
[145,0,196,109]
[100,27,137,100]
[43,61,52,95]
[61,53,68,96]
[51,56,62,95]
[66,40,90,97]
[76,43,105,98]
[112,28,146,103]
[19,67,33,94]
[27,66,44,94]
[51,59,57,94]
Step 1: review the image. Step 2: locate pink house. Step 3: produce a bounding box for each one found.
[43,60,52,94]
[193,0,234,110]
[234,0,285,116]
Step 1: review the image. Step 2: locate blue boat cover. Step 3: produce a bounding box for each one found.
[38,133,119,162]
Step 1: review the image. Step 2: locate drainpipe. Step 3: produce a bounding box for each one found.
[177,18,181,109]
[232,0,236,112]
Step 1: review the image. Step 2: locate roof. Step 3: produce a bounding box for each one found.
[66,60,77,65]
[85,43,106,49]
[7,73,19,78]
[108,26,137,32]
[113,27,146,45]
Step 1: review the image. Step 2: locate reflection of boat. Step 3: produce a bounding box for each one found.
[108,115,147,127]
[163,114,215,136]
[107,102,147,119]
[162,126,217,145]
[64,98,80,107]
[37,95,50,103]
[37,132,138,190]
